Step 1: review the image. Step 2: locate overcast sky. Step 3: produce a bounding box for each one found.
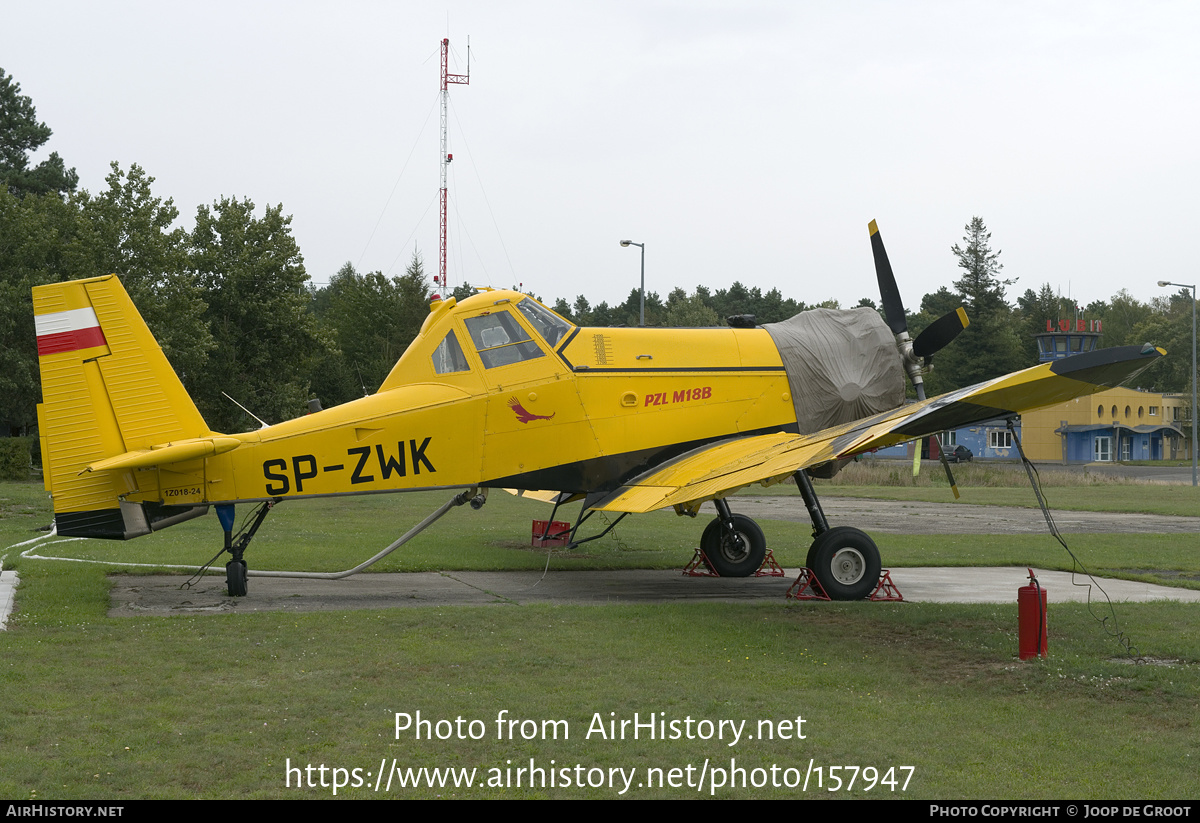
[8,1,1198,314]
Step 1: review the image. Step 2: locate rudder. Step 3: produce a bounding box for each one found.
[35,275,212,538]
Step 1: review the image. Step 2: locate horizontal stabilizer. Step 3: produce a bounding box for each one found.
[84,436,242,474]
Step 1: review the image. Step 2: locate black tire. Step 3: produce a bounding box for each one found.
[805,527,881,601]
[226,559,248,597]
[701,514,766,577]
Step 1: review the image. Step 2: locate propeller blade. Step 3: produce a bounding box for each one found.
[869,219,907,336]
[913,306,970,359]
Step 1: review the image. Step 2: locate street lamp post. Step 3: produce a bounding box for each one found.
[1158,280,1197,487]
[620,240,645,326]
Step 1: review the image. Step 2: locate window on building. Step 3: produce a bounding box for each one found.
[1095,436,1111,462]
[1097,404,1104,417]
[937,431,957,447]
[1112,405,1118,418]
[1122,438,1132,461]
[1124,405,1131,419]
[989,430,1013,449]
[1138,406,1144,419]
[1149,406,1158,417]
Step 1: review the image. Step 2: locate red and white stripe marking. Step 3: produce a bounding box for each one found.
[35,307,107,356]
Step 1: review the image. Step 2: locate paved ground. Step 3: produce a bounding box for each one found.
[100,491,1199,617]
[0,571,17,629]
[106,566,1200,617]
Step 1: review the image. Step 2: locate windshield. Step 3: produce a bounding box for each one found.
[516,298,572,347]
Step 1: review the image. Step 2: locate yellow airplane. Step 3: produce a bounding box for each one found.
[33,222,1163,599]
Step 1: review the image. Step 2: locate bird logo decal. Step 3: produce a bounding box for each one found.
[508,396,555,424]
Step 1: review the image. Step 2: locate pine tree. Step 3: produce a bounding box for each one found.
[939,217,1025,388]
[0,68,78,197]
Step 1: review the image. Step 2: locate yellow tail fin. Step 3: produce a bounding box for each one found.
[34,275,212,538]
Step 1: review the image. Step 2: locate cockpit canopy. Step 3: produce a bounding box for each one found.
[425,295,574,378]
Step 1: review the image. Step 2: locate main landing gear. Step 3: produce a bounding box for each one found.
[794,469,881,600]
[703,473,880,599]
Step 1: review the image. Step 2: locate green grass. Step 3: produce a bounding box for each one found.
[816,484,1200,518]
[2,479,1199,799]
[789,460,1200,518]
[1,594,1197,799]
[6,486,1197,589]
[1120,460,1194,468]
[815,458,1148,489]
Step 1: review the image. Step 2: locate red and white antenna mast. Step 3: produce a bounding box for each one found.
[439,37,469,292]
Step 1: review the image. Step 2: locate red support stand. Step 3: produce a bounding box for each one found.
[869,570,903,601]
[754,549,785,577]
[683,549,718,576]
[786,568,830,601]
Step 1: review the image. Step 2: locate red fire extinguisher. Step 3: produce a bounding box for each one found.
[1018,568,1047,660]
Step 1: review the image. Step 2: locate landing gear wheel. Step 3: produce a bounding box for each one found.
[225,559,248,597]
[701,514,766,577]
[805,527,880,601]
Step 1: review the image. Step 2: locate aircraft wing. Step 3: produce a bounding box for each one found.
[590,344,1165,514]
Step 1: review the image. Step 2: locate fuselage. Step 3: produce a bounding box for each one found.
[126,290,801,507]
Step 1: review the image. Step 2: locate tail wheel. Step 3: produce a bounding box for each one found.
[701,514,766,577]
[226,560,248,597]
[805,527,881,601]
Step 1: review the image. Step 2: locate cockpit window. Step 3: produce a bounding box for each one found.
[516,298,572,347]
[432,330,470,374]
[464,311,546,368]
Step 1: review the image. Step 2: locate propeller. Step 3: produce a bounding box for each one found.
[871,219,967,499]
[913,306,970,360]
[868,219,969,401]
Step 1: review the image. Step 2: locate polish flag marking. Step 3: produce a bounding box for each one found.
[35,308,108,356]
